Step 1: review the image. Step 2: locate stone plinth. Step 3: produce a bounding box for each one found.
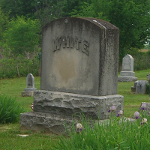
[118,76,137,82]
[21,91,35,97]
[20,90,124,134]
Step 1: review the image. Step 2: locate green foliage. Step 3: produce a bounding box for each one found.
[53,111,150,150]
[2,16,40,57]
[0,69,150,149]
[0,7,8,41]
[145,83,150,94]
[0,0,37,18]
[0,55,40,79]
[34,0,67,26]
[126,50,150,71]
[0,94,24,124]
[134,54,150,71]
[70,0,150,62]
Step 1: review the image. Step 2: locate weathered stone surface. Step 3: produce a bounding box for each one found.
[20,112,73,135]
[131,80,148,94]
[21,91,34,97]
[118,54,137,82]
[136,80,148,94]
[33,90,123,120]
[118,76,137,82]
[41,17,119,96]
[20,91,123,134]
[20,17,123,134]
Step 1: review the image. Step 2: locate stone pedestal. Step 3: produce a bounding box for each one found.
[118,76,137,82]
[21,88,37,97]
[20,90,124,134]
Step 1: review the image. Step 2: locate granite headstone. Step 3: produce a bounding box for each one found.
[21,73,37,97]
[131,80,148,94]
[20,17,124,134]
[118,54,137,82]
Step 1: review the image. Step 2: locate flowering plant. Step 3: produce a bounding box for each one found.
[76,123,83,134]
[31,103,34,110]
[108,105,123,117]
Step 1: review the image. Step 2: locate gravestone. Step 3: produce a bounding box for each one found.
[118,54,137,82]
[20,17,124,134]
[131,80,148,94]
[21,73,37,97]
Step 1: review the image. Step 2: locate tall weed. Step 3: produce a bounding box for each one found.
[53,113,150,150]
[0,94,24,124]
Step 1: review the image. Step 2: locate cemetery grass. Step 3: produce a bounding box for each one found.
[0,69,150,149]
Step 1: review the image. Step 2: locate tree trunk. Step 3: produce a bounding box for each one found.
[16,64,20,77]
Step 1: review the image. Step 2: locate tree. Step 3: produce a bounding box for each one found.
[2,16,40,57]
[1,16,40,76]
[0,0,66,25]
[0,7,8,41]
[70,0,150,62]
[34,0,65,26]
[0,0,37,18]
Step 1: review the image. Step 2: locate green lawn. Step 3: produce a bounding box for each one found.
[0,69,150,149]
[118,69,150,117]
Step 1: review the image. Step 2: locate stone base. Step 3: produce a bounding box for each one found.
[118,76,137,82]
[21,91,34,97]
[120,71,135,76]
[20,112,73,134]
[20,90,124,134]
[24,88,37,91]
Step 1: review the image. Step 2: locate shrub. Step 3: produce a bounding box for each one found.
[125,48,150,71]
[0,55,40,79]
[146,83,150,94]
[0,94,24,124]
[130,51,150,71]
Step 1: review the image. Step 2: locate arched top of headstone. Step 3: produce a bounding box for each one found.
[43,17,119,33]
[124,54,133,59]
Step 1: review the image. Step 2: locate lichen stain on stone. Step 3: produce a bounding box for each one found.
[55,53,76,83]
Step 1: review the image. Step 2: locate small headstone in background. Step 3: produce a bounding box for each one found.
[21,73,37,97]
[131,80,148,94]
[118,54,137,82]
